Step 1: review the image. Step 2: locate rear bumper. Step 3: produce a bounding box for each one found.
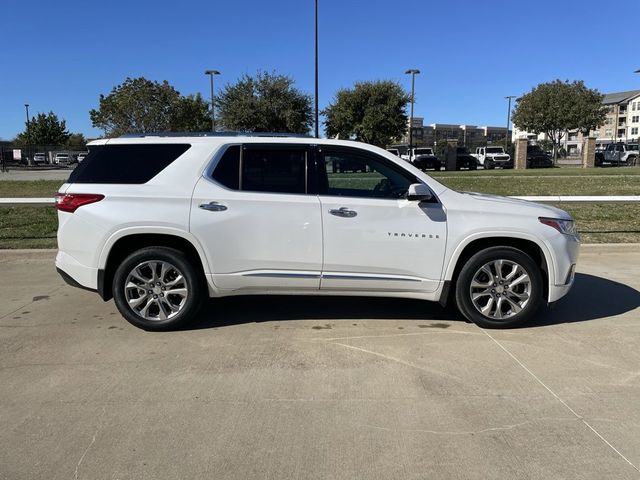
[55,250,107,299]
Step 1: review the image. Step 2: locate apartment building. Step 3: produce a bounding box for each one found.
[512,89,640,154]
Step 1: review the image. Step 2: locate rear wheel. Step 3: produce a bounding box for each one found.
[455,247,543,328]
[113,247,204,331]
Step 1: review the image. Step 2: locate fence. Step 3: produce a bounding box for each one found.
[0,144,87,167]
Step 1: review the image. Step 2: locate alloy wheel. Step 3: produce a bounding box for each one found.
[469,259,531,320]
[124,260,188,321]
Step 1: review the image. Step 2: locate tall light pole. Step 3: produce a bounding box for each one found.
[634,69,640,142]
[504,95,516,150]
[24,103,30,163]
[204,70,220,132]
[405,69,420,159]
[314,0,319,138]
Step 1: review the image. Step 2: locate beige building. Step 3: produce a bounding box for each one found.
[404,118,510,147]
[512,89,640,154]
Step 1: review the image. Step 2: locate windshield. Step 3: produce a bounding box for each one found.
[486,147,504,153]
[528,145,543,153]
[414,148,433,155]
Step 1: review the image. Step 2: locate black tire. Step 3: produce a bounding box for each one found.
[486,161,495,170]
[113,247,204,331]
[455,247,544,329]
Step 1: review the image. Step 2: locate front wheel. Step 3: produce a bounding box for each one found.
[455,247,544,328]
[113,247,204,331]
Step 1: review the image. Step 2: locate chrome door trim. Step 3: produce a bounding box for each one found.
[241,271,321,279]
[321,273,423,282]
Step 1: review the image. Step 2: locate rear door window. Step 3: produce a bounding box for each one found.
[68,144,190,184]
[241,146,308,194]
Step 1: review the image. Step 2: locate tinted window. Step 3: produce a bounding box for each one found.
[320,148,416,199]
[241,148,306,194]
[68,144,190,184]
[211,145,240,189]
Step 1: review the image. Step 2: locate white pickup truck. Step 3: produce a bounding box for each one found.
[473,146,512,169]
[400,148,442,171]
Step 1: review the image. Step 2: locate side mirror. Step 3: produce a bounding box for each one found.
[407,183,433,202]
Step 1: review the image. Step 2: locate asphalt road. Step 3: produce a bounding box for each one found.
[1,246,639,480]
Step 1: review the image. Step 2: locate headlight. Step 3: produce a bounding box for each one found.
[539,217,578,236]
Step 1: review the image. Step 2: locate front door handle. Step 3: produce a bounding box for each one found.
[329,207,357,218]
[199,201,227,212]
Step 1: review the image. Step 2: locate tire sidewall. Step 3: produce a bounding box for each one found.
[455,247,543,328]
[113,247,203,331]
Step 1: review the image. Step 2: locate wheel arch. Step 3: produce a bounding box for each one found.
[441,233,554,305]
[98,228,210,301]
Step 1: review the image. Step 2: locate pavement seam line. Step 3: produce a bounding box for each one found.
[482,329,640,474]
[74,405,107,480]
[330,341,462,381]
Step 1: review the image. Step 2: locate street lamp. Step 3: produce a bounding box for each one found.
[405,69,420,160]
[504,96,516,150]
[204,70,221,132]
[314,0,319,138]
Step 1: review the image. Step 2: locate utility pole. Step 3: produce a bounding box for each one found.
[204,70,221,132]
[504,96,516,150]
[405,69,420,160]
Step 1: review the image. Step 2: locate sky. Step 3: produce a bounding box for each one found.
[1,0,639,140]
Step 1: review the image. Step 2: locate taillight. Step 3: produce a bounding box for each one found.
[55,193,104,213]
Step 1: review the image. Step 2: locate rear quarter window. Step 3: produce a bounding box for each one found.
[67,144,190,184]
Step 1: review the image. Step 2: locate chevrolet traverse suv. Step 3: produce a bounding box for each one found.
[56,133,579,331]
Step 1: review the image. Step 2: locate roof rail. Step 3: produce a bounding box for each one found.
[119,131,312,138]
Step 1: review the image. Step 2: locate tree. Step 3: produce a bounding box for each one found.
[66,133,87,149]
[323,80,410,147]
[90,77,182,137]
[170,94,212,132]
[512,80,606,161]
[216,71,313,134]
[14,112,70,146]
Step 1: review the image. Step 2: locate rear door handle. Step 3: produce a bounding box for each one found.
[199,201,227,212]
[329,207,357,218]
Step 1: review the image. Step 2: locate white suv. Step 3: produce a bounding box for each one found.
[56,134,579,331]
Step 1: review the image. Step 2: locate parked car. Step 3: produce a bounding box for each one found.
[409,147,442,171]
[32,153,47,165]
[473,146,512,169]
[596,143,638,167]
[386,148,401,157]
[53,153,71,166]
[455,147,479,170]
[526,145,554,168]
[56,134,579,331]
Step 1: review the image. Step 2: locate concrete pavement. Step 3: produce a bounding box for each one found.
[0,246,639,479]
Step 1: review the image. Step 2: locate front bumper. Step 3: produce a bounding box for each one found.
[546,233,580,303]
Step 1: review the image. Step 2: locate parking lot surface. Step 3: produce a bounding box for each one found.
[1,246,639,479]
[0,169,71,181]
